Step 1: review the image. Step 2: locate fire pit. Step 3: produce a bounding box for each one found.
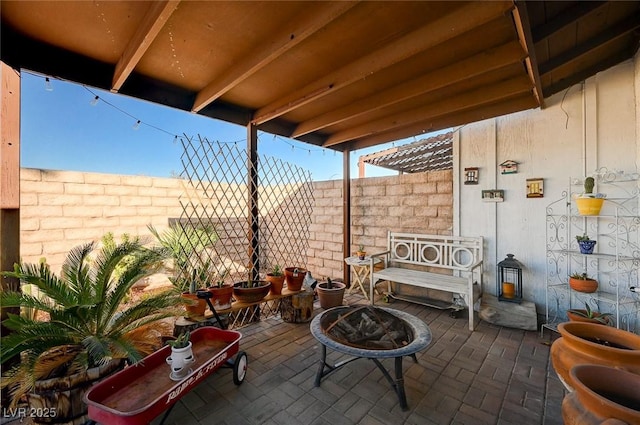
[310,305,432,410]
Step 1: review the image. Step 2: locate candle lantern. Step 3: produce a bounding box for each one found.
[497,253,523,303]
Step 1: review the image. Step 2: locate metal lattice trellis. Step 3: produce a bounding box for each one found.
[175,135,314,285]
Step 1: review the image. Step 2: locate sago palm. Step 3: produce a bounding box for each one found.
[0,240,183,406]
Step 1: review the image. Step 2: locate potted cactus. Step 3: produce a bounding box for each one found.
[165,332,195,381]
[265,264,285,295]
[576,233,597,254]
[576,177,605,215]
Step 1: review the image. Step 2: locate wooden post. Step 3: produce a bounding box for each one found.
[247,123,259,281]
[0,61,21,406]
[343,150,351,287]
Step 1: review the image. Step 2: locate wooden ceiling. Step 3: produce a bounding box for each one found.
[2,1,638,151]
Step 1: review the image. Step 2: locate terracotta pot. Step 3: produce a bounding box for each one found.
[233,281,271,303]
[181,292,207,317]
[284,267,306,291]
[566,309,610,325]
[551,322,640,391]
[569,276,598,293]
[265,274,285,295]
[316,280,346,309]
[28,359,122,424]
[562,365,640,425]
[207,284,233,310]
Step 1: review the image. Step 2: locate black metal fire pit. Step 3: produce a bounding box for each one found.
[310,305,432,410]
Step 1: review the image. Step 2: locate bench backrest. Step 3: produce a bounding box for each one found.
[387,232,483,272]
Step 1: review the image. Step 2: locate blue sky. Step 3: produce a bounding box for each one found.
[20,72,427,181]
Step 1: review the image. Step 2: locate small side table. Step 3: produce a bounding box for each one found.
[344,255,381,300]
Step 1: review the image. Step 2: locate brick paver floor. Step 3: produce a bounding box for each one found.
[150,292,565,425]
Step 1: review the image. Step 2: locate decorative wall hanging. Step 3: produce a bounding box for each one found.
[526,178,544,198]
[499,160,519,174]
[464,167,479,185]
[482,190,504,202]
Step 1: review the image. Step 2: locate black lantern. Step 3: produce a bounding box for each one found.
[497,254,523,303]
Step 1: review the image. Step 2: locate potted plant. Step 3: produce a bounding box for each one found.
[165,331,195,381]
[576,177,606,215]
[576,233,597,254]
[284,267,307,291]
[316,278,346,309]
[148,223,218,317]
[356,244,367,260]
[0,240,183,423]
[265,264,285,295]
[567,302,612,325]
[233,278,271,303]
[569,272,598,293]
[207,268,233,310]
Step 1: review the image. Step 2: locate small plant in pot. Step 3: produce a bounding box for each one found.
[265,264,285,295]
[166,331,195,381]
[576,177,606,215]
[576,233,597,254]
[569,272,598,293]
[284,267,307,291]
[208,268,233,310]
[233,277,271,303]
[567,302,612,325]
[356,244,367,260]
[316,277,346,309]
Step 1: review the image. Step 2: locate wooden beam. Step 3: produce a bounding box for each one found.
[348,94,538,150]
[247,123,259,281]
[112,0,180,92]
[252,1,515,125]
[512,2,545,108]
[342,150,351,288]
[192,1,358,112]
[324,75,532,147]
[538,12,640,76]
[1,62,20,209]
[292,41,526,138]
[532,1,607,43]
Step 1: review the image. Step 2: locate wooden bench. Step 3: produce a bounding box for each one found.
[370,232,484,331]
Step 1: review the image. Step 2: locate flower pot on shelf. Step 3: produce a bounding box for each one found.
[550,322,640,391]
[316,279,346,309]
[233,281,271,303]
[578,240,597,254]
[569,275,598,293]
[576,197,604,216]
[181,292,207,317]
[207,284,233,310]
[265,273,285,295]
[284,267,306,291]
[562,365,640,425]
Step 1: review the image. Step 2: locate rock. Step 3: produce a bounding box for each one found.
[479,293,537,331]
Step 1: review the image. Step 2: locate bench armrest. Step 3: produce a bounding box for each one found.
[469,259,483,270]
[370,250,390,259]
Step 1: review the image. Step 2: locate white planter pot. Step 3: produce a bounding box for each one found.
[166,341,195,381]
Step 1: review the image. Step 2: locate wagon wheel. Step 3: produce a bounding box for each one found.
[233,351,248,385]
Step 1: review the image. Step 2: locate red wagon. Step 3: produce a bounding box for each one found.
[84,327,246,425]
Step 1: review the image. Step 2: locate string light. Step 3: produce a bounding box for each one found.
[90,95,99,106]
[132,120,141,130]
[44,77,53,92]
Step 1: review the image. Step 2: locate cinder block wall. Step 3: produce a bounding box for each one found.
[18,168,453,277]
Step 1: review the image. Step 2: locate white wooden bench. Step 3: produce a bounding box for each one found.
[370,232,484,331]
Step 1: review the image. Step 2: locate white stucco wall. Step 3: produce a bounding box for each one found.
[456,53,639,314]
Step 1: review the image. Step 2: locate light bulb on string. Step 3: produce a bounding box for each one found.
[90,96,99,106]
[133,120,141,130]
[44,77,53,92]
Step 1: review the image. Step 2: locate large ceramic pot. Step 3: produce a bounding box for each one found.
[265,273,285,295]
[181,292,207,317]
[207,284,233,310]
[316,280,346,309]
[551,322,640,391]
[562,365,640,425]
[27,359,123,424]
[284,267,306,291]
[233,281,271,303]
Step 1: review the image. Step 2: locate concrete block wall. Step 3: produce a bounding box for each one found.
[17,168,453,278]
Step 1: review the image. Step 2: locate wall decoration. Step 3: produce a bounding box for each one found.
[464,167,479,185]
[482,190,504,202]
[499,160,519,174]
[526,178,544,198]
